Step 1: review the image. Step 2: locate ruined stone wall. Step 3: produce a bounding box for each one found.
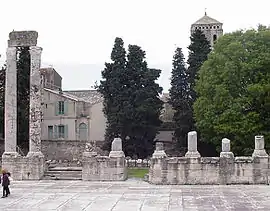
[149,132,270,185]
[41,140,105,161]
[149,156,269,185]
[82,138,127,181]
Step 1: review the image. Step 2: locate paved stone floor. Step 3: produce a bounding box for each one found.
[0,179,270,211]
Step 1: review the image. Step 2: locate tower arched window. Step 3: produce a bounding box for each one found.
[213,34,217,42]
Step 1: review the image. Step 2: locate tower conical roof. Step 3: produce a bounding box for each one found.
[193,13,221,25]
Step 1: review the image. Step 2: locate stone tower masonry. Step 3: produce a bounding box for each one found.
[191,12,223,47]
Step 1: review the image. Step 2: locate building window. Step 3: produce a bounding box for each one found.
[213,26,216,29]
[58,125,65,138]
[48,125,53,139]
[79,123,88,140]
[45,104,47,108]
[58,101,64,115]
[217,25,220,29]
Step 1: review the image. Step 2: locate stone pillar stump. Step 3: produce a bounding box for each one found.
[152,142,167,158]
[220,138,234,159]
[252,135,268,157]
[185,131,201,158]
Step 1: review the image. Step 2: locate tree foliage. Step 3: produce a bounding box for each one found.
[17,47,30,151]
[98,37,127,144]
[194,27,270,155]
[169,47,192,147]
[98,38,163,158]
[187,29,211,104]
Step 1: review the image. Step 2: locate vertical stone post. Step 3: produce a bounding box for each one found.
[27,46,43,156]
[25,46,44,180]
[220,138,234,158]
[185,131,201,158]
[219,138,234,184]
[109,138,125,158]
[2,47,21,179]
[252,135,269,185]
[3,47,18,155]
[252,135,268,157]
[152,142,167,158]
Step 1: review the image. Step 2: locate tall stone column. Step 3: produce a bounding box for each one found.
[27,46,43,156]
[4,47,18,155]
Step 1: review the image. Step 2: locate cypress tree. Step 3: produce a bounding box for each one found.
[169,47,192,148]
[98,37,127,149]
[187,29,211,105]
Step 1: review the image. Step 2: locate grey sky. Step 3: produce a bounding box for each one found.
[0,0,269,92]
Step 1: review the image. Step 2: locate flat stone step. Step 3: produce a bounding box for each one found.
[44,171,82,177]
[48,167,82,171]
[43,167,82,180]
[43,175,82,180]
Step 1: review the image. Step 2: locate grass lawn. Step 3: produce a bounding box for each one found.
[128,168,149,178]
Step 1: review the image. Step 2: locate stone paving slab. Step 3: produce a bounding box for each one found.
[0,180,270,211]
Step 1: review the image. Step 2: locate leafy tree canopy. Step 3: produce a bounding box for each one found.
[194,26,270,155]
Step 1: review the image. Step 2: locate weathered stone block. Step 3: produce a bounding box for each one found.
[82,155,127,181]
[24,152,45,180]
[8,31,38,47]
[1,152,23,180]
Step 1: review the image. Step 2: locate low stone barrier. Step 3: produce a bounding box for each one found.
[149,131,270,185]
[82,138,127,181]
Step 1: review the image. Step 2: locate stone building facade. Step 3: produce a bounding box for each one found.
[191,12,223,47]
[38,68,106,160]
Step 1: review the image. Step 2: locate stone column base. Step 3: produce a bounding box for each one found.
[2,152,23,180]
[82,155,127,181]
[220,152,234,159]
[83,151,98,157]
[24,151,45,180]
[109,151,125,158]
[252,149,268,157]
[152,150,167,158]
[185,151,201,158]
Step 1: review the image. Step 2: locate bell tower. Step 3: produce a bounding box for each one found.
[191,11,223,47]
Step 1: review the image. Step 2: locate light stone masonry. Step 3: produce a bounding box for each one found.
[220,138,234,159]
[152,142,167,158]
[149,133,270,185]
[252,135,268,157]
[28,46,43,154]
[82,138,127,181]
[2,31,45,180]
[4,47,17,153]
[185,131,201,158]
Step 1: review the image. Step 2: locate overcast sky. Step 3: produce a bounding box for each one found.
[0,0,269,92]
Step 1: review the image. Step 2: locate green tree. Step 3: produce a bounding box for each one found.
[187,29,211,104]
[97,37,127,149]
[98,39,163,158]
[169,47,192,148]
[194,27,270,155]
[17,47,30,152]
[124,45,163,158]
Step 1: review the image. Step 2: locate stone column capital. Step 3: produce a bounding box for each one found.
[29,46,43,55]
